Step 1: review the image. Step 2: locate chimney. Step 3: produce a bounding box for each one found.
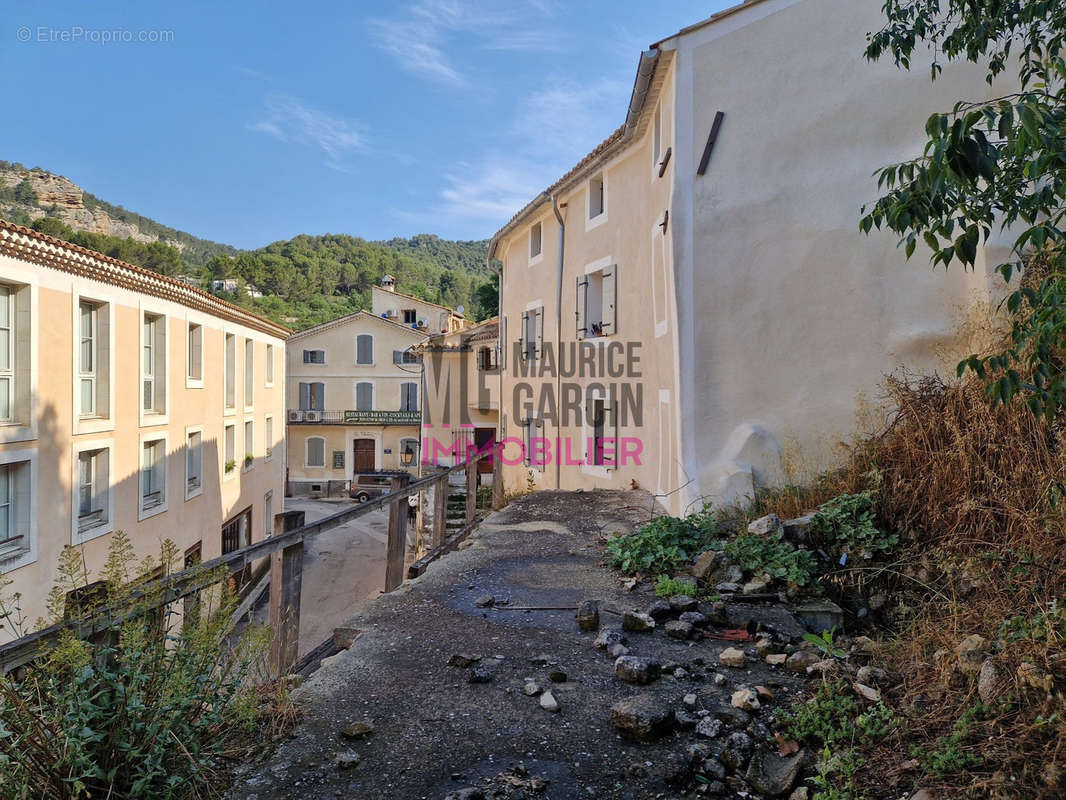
[381,274,396,292]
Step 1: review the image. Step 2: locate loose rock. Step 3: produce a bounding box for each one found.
[475,595,495,608]
[748,514,781,535]
[666,620,694,640]
[340,721,375,740]
[647,599,675,620]
[695,716,723,739]
[719,731,754,771]
[679,611,707,627]
[576,599,600,632]
[607,643,630,658]
[548,668,567,683]
[856,665,887,686]
[785,650,820,673]
[669,594,700,613]
[611,693,675,742]
[745,749,805,797]
[594,627,627,650]
[522,681,541,696]
[718,647,747,668]
[448,653,481,668]
[539,690,560,713]
[955,634,988,675]
[469,664,495,683]
[731,688,761,711]
[334,750,361,770]
[622,610,656,632]
[765,653,788,667]
[615,655,661,685]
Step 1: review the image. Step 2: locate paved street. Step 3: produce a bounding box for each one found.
[256,498,389,658]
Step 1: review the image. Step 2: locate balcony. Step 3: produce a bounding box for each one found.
[286,409,421,426]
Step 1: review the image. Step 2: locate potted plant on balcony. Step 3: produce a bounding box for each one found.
[244,454,254,468]
[225,459,236,473]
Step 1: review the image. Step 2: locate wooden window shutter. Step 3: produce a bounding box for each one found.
[606,400,619,469]
[534,307,544,359]
[500,316,507,370]
[601,265,617,336]
[393,350,403,364]
[299,382,310,410]
[356,382,372,410]
[576,275,589,340]
[519,311,529,362]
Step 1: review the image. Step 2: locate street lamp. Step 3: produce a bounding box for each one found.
[401,443,415,467]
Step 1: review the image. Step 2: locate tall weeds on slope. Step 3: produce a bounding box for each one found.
[0,533,290,799]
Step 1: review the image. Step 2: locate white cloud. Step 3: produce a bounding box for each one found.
[368,0,563,87]
[249,96,367,170]
[439,158,549,220]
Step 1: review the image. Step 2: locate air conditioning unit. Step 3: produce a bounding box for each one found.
[288,410,305,423]
[386,308,398,318]
[304,411,321,423]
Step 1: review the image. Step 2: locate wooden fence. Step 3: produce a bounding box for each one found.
[0,448,499,676]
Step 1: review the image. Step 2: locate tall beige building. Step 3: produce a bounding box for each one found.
[491,0,1012,515]
[0,220,289,637]
[284,277,467,495]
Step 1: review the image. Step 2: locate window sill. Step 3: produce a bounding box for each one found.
[224,407,237,417]
[0,548,34,574]
[140,412,168,428]
[186,483,203,501]
[138,501,168,522]
[74,416,114,435]
[74,520,113,545]
[186,377,205,389]
[354,362,376,367]
[528,252,544,268]
[585,212,608,232]
[0,423,36,444]
[581,464,612,479]
[223,469,237,482]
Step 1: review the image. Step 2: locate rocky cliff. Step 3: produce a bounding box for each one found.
[0,167,180,248]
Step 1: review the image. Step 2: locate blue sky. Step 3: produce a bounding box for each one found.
[0,1,731,249]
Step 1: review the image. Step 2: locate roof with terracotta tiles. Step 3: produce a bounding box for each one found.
[0,218,291,338]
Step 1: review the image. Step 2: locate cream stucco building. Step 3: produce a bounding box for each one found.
[0,220,289,637]
[491,0,1013,516]
[284,278,467,495]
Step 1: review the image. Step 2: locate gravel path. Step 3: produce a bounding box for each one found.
[229,490,808,800]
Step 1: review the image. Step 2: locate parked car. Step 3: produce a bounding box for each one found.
[349,474,392,503]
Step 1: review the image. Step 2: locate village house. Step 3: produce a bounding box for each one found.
[490,0,1014,516]
[284,277,466,496]
[0,220,289,637]
[417,316,500,468]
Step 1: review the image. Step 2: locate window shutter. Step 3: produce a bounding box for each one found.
[393,350,403,364]
[534,307,544,359]
[576,275,588,340]
[500,316,507,370]
[299,382,310,410]
[602,265,617,336]
[519,311,528,362]
[357,335,373,364]
[606,400,619,470]
[356,382,372,410]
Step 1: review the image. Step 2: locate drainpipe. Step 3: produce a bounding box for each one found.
[551,193,565,490]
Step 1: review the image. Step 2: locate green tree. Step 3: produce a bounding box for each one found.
[861,1,1066,417]
[12,179,37,206]
[475,268,500,321]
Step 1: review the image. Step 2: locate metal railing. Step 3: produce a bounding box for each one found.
[0,447,502,676]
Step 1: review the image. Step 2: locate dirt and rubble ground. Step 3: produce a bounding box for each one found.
[229,490,818,800]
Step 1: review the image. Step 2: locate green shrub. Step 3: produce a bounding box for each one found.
[0,533,280,800]
[604,511,720,576]
[917,704,985,778]
[655,575,699,598]
[725,531,817,587]
[809,492,897,558]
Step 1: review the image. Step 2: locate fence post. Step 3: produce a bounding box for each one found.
[384,474,411,592]
[432,473,448,548]
[465,458,477,524]
[492,442,504,510]
[268,538,304,677]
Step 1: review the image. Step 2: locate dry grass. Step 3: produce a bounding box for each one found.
[763,369,1066,798]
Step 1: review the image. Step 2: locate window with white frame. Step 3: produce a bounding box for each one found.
[589,173,605,219]
[141,438,167,512]
[0,286,14,422]
[224,423,236,474]
[576,264,617,338]
[356,335,373,365]
[400,382,418,412]
[142,312,166,415]
[265,343,274,385]
[356,381,373,411]
[77,448,109,532]
[0,459,31,564]
[402,309,417,324]
[520,306,543,362]
[224,333,236,410]
[78,300,109,418]
[244,421,254,467]
[530,221,542,260]
[187,321,203,382]
[265,416,274,458]
[244,339,254,407]
[306,436,325,467]
[186,430,202,495]
[303,349,325,364]
[299,381,325,411]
